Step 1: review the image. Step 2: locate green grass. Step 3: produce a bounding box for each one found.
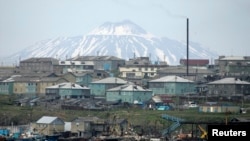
[0,95,249,127]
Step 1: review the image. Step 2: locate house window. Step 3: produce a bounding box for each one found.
[207,107,210,112]
[214,107,218,112]
[165,89,169,93]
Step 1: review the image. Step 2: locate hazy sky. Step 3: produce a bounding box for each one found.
[1,0,250,58]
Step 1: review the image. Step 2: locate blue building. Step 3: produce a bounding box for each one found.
[148,75,196,96]
[106,84,153,104]
[46,82,90,99]
[88,77,130,98]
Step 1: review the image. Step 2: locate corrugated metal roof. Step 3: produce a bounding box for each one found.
[13,76,40,82]
[40,77,66,82]
[152,95,163,103]
[21,57,59,64]
[46,82,89,89]
[219,56,245,61]
[69,56,124,61]
[107,84,152,92]
[36,116,58,124]
[149,75,194,83]
[91,77,129,84]
[208,77,250,85]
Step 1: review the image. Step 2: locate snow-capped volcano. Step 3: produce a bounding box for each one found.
[88,20,149,36]
[4,20,218,65]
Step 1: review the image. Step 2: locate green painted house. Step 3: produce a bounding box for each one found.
[0,76,15,95]
[148,75,196,95]
[46,82,90,99]
[88,77,130,97]
[106,84,153,104]
[74,73,93,87]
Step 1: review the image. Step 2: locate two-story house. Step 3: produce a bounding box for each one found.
[53,60,94,74]
[207,77,250,96]
[106,84,153,104]
[19,57,59,73]
[68,56,125,72]
[88,77,130,98]
[148,75,196,96]
[0,74,68,95]
[61,72,92,86]
[215,56,250,78]
[45,82,90,99]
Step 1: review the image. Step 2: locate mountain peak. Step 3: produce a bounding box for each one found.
[88,20,148,36]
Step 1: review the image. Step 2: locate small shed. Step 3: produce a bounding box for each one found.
[71,116,103,138]
[199,103,240,113]
[32,116,65,136]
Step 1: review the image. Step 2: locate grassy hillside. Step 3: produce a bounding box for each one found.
[0,95,249,128]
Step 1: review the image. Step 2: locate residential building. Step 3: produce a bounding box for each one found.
[74,73,93,87]
[32,116,64,136]
[106,84,153,104]
[92,70,110,79]
[12,76,40,95]
[207,77,250,96]
[119,57,168,86]
[61,72,92,86]
[45,82,90,99]
[0,75,17,95]
[88,77,130,98]
[1,74,68,95]
[148,75,196,95]
[37,77,69,95]
[53,60,94,74]
[68,56,125,71]
[0,66,15,80]
[19,57,59,73]
[157,66,215,82]
[215,56,250,77]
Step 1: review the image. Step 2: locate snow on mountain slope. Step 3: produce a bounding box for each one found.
[5,20,218,65]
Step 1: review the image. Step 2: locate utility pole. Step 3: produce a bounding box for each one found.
[187,18,189,76]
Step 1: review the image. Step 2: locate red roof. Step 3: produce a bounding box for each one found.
[180,59,209,66]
